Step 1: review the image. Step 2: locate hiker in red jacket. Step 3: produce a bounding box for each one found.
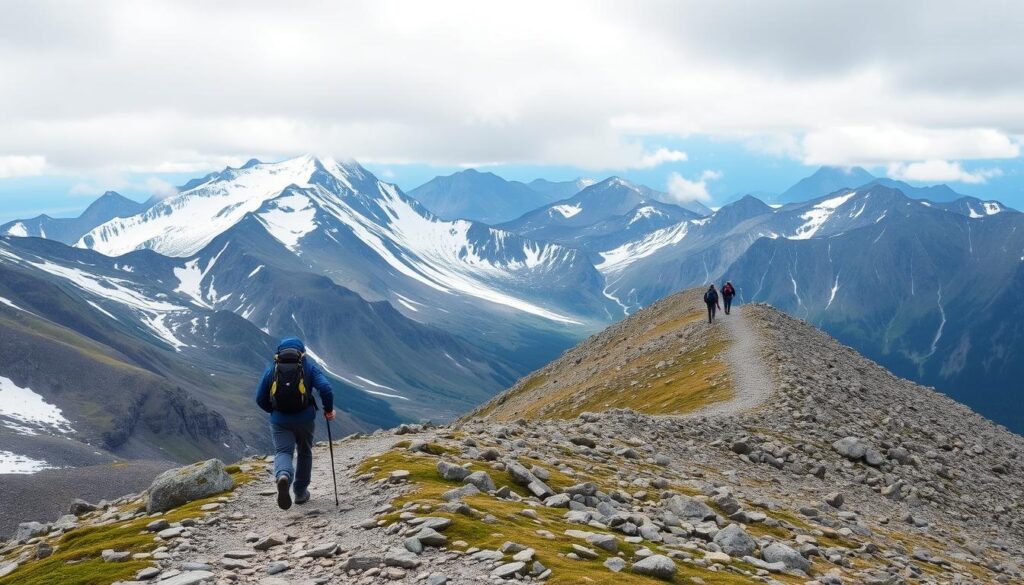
[703,285,721,324]
[721,281,736,315]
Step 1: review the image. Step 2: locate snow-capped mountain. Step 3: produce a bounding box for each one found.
[499,177,710,244]
[408,169,564,224]
[78,156,617,328]
[1,191,147,245]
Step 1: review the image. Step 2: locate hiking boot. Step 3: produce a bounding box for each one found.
[294,489,310,505]
[276,475,292,510]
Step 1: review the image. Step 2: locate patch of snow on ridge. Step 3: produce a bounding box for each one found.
[256,192,318,250]
[5,222,28,237]
[29,258,191,350]
[628,206,666,225]
[790,192,857,240]
[173,243,228,308]
[0,450,58,474]
[550,203,582,218]
[0,376,73,435]
[597,222,689,274]
[983,202,1002,215]
[0,296,33,315]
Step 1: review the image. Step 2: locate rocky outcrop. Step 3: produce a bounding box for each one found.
[146,459,234,513]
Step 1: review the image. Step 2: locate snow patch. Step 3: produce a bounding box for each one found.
[5,222,28,237]
[257,193,318,250]
[596,222,689,274]
[628,206,666,225]
[550,203,583,219]
[790,192,857,240]
[983,202,1002,215]
[0,450,58,474]
[0,376,73,435]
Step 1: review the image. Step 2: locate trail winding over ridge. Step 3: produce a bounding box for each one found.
[687,304,774,418]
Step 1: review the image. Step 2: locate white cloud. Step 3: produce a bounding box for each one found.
[635,148,687,169]
[0,155,46,178]
[69,174,180,198]
[887,160,1003,184]
[666,170,721,203]
[802,126,1020,166]
[0,2,1022,173]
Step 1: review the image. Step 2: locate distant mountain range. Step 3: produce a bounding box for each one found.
[1,158,1021,475]
[0,192,147,245]
[775,166,975,204]
[408,170,595,224]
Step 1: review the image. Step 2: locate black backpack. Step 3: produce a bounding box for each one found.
[704,289,718,304]
[270,348,310,413]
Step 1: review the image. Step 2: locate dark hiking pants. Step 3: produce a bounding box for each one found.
[706,302,717,323]
[724,296,733,314]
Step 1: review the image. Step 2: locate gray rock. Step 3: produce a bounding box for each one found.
[505,461,535,485]
[302,542,339,558]
[490,561,526,579]
[404,536,424,554]
[137,567,161,580]
[426,574,449,585]
[0,562,17,578]
[35,542,53,559]
[832,437,868,461]
[666,495,715,521]
[713,523,756,557]
[565,482,598,496]
[571,436,596,448]
[544,493,571,508]
[436,460,470,481]
[604,556,626,572]
[761,542,810,573]
[69,498,97,515]
[415,527,447,547]
[342,555,383,571]
[825,492,845,508]
[418,517,453,531]
[146,459,234,513]
[266,561,289,575]
[864,449,885,467]
[384,547,422,569]
[253,533,286,551]
[527,479,555,498]
[631,554,676,579]
[145,519,170,532]
[570,544,599,559]
[157,526,184,539]
[15,521,48,543]
[463,470,496,492]
[441,484,480,502]
[102,549,131,562]
[587,533,618,552]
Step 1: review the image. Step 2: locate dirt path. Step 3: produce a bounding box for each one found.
[174,430,494,584]
[686,305,773,418]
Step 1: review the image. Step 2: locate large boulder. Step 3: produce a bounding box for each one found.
[631,554,676,580]
[666,495,715,521]
[713,523,756,557]
[832,437,868,461]
[761,542,810,573]
[146,459,234,513]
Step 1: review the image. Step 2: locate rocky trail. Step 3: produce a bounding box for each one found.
[686,306,772,419]
[2,293,1023,585]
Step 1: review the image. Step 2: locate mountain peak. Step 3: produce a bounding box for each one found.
[778,165,875,204]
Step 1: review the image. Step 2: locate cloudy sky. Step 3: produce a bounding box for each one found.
[1,0,1022,221]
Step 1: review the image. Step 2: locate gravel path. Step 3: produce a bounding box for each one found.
[176,430,495,583]
[686,305,773,418]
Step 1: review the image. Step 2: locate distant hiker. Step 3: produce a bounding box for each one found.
[256,337,335,510]
[722,281,736,315]
[703,284,721,324]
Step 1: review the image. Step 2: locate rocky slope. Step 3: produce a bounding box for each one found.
[1,290,1021,585]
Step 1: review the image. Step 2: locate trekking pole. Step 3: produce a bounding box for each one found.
[324,413,339,507]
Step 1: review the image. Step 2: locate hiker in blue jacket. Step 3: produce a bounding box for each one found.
[256,337,335,510]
